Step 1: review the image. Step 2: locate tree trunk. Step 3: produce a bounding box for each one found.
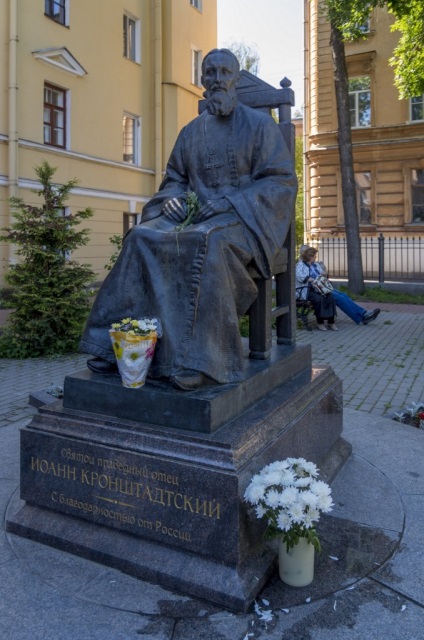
[330,23,365,294]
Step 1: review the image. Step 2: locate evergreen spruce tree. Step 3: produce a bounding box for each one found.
[0,161,95,357]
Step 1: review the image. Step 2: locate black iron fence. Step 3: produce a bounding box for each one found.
[309,234,424,283]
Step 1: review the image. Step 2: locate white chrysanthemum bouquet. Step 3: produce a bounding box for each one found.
[244,458,334,552]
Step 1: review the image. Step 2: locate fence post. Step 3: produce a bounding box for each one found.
[378,233,385,284]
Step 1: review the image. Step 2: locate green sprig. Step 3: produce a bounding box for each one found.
[175,191,201,232]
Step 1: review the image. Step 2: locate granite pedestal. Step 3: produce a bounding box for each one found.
[7,343,348,612]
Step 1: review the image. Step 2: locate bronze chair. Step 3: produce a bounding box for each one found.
[199,72,297,360]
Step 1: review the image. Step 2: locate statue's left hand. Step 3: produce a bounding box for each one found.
[196,198,232,222]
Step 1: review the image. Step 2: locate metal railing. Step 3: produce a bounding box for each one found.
[310,234,424,282]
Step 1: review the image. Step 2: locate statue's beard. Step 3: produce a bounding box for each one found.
[204,88,237,116]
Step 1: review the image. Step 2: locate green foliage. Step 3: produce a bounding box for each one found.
[389,2,424,98]
[104,234,123,271]
[266,520,322,554]
[321,0,377,40]
[319,0,424,98]
[226,41,260,75]
[0,161,95,358]
[239,315,249,337]
[175,191,202,231]
[0,289,14,309]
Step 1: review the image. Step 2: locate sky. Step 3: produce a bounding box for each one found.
[217,0,304,110]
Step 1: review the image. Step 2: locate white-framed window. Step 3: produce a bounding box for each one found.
[352,2,371,34]
[411,169,424,223]
[123,212,138,234]
[190,0,203,10]
[355,172,372,224]
[192,49,202,87]
[122,113,141,165]
[123,13,140,62]
[349,76,371,128]
[44,83,67,148]
[45,0,68,26]
[410,95,424,122]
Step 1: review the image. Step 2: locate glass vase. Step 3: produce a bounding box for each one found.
[278,536,315,587]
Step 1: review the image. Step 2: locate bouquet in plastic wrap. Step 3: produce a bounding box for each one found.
[109,317,162,388]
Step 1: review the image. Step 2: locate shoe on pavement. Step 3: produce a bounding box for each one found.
[328,324,338,331]
[317,324,327,331]
[363,308,381,325]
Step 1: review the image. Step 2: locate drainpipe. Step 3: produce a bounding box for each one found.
[8,0,18,263]
[303,0,310,243]
[154,0,163,191]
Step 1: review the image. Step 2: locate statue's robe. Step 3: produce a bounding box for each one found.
[80,103,297,384]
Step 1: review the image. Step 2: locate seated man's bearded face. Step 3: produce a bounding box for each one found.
[202,52,239,117]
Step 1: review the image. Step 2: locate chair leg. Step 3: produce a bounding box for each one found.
[249,279,272,359]
[275,225,295,345]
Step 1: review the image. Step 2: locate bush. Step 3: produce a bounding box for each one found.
[0,161,96,358]
[104,234,123,271]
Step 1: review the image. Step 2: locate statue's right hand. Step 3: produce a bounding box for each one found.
[162,197,187,223]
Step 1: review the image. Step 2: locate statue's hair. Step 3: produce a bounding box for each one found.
[201,48,240,75]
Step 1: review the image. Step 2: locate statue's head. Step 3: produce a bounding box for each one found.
[201,49,240,116]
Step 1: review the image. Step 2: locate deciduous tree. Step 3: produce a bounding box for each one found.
[227,41,260,75]
[319,0,423,293]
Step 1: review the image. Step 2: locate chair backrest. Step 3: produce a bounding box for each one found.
[199,71,297,352]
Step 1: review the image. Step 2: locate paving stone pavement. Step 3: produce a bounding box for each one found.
[0,354,88,427]
[0,302,422,426]
[0,304,423,639]
[295,302,424,418]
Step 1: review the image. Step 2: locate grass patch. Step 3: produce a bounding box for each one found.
[338,285,424,305]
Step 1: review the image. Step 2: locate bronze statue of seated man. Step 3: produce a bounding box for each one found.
[80,48,297,391]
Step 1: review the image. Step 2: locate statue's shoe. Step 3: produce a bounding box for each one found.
[170,370,204,391]
[87,357,118,375]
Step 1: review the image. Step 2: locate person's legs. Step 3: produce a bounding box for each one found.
[331,289,365,324]
[307,290,336,330]
[327,316,338,330]
[316,319,327,331]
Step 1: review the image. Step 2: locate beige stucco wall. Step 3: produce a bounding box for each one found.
[0,0,217,285]
[0,6,8,136]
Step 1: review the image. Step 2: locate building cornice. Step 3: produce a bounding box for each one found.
[0,174,149,204]
[308,123,424,153]
[1,137,156,175]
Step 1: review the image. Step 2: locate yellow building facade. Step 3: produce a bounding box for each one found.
[304,1,424,244]
[0,0,217,285]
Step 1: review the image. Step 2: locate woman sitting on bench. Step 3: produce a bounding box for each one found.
[296,245,381,328]
[296,246,337,331]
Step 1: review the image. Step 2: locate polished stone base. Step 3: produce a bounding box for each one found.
[7,501,277,612]
[7,347,348,611]
[63,343,313,433]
